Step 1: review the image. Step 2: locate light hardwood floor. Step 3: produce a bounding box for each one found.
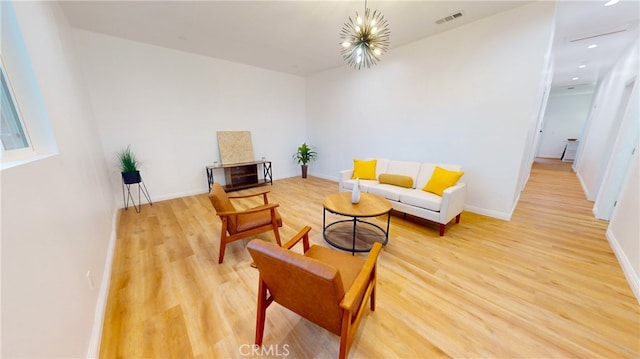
[100,159,639,358]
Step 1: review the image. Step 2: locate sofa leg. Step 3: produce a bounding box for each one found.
[456,214,461,223]
[439,224,445,236]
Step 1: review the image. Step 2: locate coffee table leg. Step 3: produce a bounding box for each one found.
[323,208,328,239]
[385,211,391,245]
[352,216,357,256]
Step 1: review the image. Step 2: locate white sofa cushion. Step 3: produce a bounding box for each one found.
[374,158,391,177]
[399,190,443,212]
[368,183,413,202]
[341,179,378,193]
[383,161,421,189]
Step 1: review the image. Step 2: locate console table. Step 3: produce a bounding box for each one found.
[206,160,272,191]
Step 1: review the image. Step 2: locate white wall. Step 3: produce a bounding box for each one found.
[72,30,306,206]
[607,139,640,302]
[598,42,640,303]
[1,1,115,357]
[306,2,555,219]
[537,91,593,158]
[576,41,640,201]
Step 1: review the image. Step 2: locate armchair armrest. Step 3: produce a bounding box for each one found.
[249,226,310,269]
[228,190,271,204]
[282,226,311,253]
[216,203,279,217]
[340,242,382,311]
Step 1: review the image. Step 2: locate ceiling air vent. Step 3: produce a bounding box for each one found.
[435,11,464,25]
[568,24,629,42]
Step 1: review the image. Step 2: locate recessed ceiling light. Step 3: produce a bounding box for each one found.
[604,0,619,6]
[588,44,598,49]
[572,77,580,81]
[579,64,587,69]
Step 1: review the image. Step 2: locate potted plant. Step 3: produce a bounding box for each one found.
[292,142,317,178]
[117,145,141,184]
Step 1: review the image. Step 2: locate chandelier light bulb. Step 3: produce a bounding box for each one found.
[339,7,391,70]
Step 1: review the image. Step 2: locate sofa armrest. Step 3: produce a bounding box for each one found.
[439,183,466,223]
[339,169,354,191]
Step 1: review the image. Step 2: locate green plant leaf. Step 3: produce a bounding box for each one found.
[292,142,317,165]
[117,145,139,173]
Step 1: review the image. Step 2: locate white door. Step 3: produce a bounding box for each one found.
[594,78,639,220]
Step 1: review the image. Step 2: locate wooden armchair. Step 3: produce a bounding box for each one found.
[247,226,382,359]
[208,183,282,263]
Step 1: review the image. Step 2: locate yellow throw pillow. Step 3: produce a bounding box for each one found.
[423,166,464,196]
[378,173,414,188]
[352,159,377,180]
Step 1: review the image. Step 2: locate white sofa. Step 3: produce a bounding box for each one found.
[339,159,466,236]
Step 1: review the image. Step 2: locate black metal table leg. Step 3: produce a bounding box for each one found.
[206,167,215,191]
[263,161,273,185]
[122,179,152,213]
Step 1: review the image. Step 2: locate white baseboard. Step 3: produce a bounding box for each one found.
[576,171,595,202]
[118,188,207,208]
[150,188,208,203]
[606,228,640,304]
[310,172,339,182]
[462,204,512,221]
[87,209,119,358]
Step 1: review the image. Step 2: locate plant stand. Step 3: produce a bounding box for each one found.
[122,172,152,213]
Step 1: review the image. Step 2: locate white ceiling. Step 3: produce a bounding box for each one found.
[59,0,639,89]
[552,0,639,92]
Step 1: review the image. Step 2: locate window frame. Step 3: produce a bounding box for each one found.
[1,58,34,163]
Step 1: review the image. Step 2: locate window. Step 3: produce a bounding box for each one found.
[1,60,31,153]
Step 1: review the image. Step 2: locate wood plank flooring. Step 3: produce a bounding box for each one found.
[100,158,639,358]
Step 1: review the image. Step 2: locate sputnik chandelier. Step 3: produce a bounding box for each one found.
[340,1,390,70]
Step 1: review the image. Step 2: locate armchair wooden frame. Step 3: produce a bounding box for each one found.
[248,226,382,359]
[208,183,282,263]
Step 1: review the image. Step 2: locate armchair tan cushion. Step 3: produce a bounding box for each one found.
[304,246,365,318]
[209,183,238,232]
[247,226,382,359]
[236,205,283,232]
[248,240,371,335]
[249,241,347,334]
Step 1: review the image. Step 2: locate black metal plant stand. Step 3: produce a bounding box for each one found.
[121,172,152,213]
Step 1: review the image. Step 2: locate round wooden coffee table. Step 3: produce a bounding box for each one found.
[322,192,392,255]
